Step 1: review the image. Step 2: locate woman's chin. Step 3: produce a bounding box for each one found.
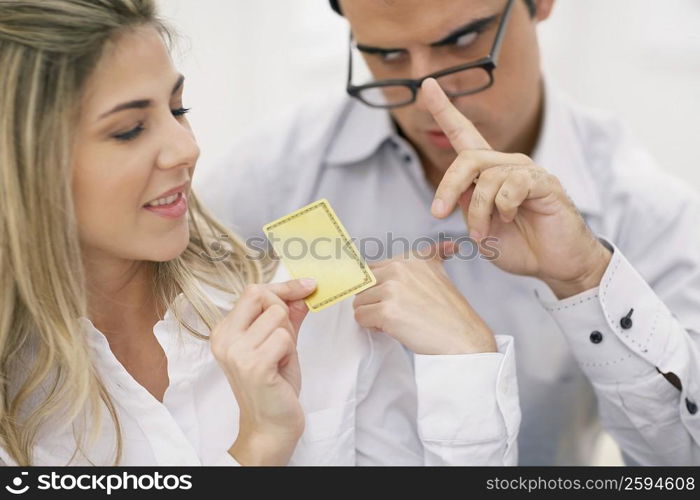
[143,231,191,262]
[152,244,190,262]
[149,250,186,263]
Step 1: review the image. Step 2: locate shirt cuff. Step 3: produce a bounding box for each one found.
[539,238,689,386]
[413,335,520,444]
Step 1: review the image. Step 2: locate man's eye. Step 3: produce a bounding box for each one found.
[113,124,144,142]
[453,32,478,48]
[381,51,407,63]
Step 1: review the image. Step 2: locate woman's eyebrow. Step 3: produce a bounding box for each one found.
[98,98,150,119]
[172,74,185,94]
[98,74,185,119]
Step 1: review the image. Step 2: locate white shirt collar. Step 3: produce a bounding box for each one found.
[325,99,396,165]
[79,283,234,362]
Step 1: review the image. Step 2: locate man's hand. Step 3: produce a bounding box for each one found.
[422,78,611,299]
[353,243,497,355]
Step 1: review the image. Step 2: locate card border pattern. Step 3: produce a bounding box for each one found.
[263,199,375,310]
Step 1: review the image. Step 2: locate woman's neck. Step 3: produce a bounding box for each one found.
[82,251,161,338]
[82,251,170,402]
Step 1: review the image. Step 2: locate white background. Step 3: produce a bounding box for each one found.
[158,0,700,189]
[156,0,700,464]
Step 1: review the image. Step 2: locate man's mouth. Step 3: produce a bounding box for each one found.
[425,130,453,149]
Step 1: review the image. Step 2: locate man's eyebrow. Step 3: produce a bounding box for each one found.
[430,15,499,47]
[99,74,185,119]
[355,43,406,55]
[355,15,498,55]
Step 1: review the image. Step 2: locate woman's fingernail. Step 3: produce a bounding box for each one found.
[470,231,482,241]
[431,198,445,216]
[299,278,317,288]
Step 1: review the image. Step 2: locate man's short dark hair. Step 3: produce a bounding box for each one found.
[329,0,536,18]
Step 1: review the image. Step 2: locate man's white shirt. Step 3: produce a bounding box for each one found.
[198,82,700,465]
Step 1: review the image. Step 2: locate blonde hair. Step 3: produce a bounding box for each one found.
[0,0,275,465]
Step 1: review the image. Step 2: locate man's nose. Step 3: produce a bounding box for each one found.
[407,50,436,80]
[407,51,448,112]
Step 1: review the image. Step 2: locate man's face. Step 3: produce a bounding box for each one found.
[342,0,553,172]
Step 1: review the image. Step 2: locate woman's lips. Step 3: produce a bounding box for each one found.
[143,192,188,219]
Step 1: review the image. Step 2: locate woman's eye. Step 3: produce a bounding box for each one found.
[453,31,478,48]
[111,108,190,142]
[113,124,144,142]
[172,107,191,117]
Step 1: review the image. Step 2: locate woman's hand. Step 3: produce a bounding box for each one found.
[210,278,316,465]
[353,244,497,355]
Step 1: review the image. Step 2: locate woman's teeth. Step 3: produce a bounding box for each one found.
[146,193,180,207]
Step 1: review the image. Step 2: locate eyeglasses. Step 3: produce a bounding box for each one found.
[346,0,515,109]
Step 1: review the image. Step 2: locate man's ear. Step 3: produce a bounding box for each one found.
[534,0,555,22]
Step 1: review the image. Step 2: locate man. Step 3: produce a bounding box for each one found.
[200,0,700,464]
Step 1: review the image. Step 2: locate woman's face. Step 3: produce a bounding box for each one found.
[72,25,199,264]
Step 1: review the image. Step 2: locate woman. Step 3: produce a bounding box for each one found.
[0,0,519,465]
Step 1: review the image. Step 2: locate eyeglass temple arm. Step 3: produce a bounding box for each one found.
[490,0,516,64]
[347,32,354,85]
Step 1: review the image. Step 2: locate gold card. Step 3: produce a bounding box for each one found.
[263,199,376,312]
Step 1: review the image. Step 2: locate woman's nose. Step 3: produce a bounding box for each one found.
[156,115,200,171]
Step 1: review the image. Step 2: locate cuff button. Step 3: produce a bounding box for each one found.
[620,308,634,330]
[589,331,603,344]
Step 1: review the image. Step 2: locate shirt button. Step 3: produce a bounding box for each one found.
[589,331,603,344]
[620,308,634,330]
[403,153,412,164]
[686,398,698,415]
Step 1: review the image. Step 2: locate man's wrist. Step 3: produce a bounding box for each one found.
[545,242,612,299]
[448,324,498,355]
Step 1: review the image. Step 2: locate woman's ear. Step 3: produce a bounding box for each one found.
[534,0,555,22]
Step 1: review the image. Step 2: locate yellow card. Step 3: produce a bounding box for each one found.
[263,199,376,312]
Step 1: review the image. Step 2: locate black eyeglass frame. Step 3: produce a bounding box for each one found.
[346,0,516,109]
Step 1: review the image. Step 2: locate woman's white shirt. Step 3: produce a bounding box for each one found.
[0,265,521,466]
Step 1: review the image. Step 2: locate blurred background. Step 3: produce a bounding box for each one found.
[156,0,700,465]
[158,0,700,188]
